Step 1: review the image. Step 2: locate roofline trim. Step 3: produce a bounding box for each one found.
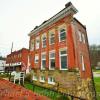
[28,4,78,36]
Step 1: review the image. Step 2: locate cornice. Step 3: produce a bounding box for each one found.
[28,4,78,36]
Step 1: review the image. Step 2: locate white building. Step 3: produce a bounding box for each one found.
[0,60,6,72]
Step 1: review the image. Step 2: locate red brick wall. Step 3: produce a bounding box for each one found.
[29,15,91,79]
[71,20,92,78]
[6,48,29,71]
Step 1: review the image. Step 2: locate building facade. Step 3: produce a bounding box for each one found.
[5,48,29,72]
[28,2,96,100]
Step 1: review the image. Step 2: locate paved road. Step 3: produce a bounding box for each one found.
[0,78,50,100]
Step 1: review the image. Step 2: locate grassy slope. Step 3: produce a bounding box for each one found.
[94,77,100,100]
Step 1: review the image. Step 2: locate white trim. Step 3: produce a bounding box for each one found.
[49,32,55,45]
[35,36,40,49]
[33,75,38,81]
[35,54,39,63]
[41,52,46,70]
[48,77,55,85]
[49,50,55,70]
[39,76,45,83]
[58,28,66,42]
[29,4,77,36]
[59,48,68,70]
[42,33,47,48]
[81,55,85,71]
[30,39,34,51]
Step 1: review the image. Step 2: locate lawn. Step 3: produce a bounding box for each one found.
[24,82,70,100]
[94,77,100,100]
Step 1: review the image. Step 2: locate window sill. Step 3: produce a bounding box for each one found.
[49,68,55,70]
[48,82,55,85]
[60,68,68,71]
[40,80,45,83]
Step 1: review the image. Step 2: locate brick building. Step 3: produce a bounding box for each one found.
[5,48,29,72]
[28,2,95,99]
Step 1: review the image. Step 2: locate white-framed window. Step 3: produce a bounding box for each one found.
[36,37,40,49]
[33,75,38,81]
[42,34,46,48]
[78,31,82,42]
[59,48,68,70]
[41,52,46,70]
[80,54,85,71]
[30,39,34,51]
[40,76,45,82]
[48,76,55,85]
[82,34,85,43]
[49,32,55,45]
[59,28,66,42]
[35,54,39,63]
[49,51,55,70]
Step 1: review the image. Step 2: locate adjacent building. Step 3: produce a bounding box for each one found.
[0,59,6,72]
[28,2,96,100]
[5,48,29,72]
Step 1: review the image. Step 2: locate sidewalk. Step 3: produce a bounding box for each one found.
[0,78,50,100]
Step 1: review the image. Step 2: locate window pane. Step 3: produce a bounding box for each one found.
[50,52,55,58]
[42,60,46,68]
[42,35,46,48]
[35,55,39,63]
[50,33,55,44]
[60,50,66,55]
[61,55,67,69]
[60,29,66,41]
[50,59,55,69]
[42,54,46,59]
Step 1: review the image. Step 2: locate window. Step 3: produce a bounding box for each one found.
[33,75,38,81]
[35,55,39,63]
[41,53,46,70]
[48,77,55,85]
[30,39,34,51]
[60,49,68,70]
[36,37,40,49]
[49,32,55,45]
[80,55,85,71]
[59,28,66,42]
[40,76,45,82]
[78,31,85,43]
[78,31,82,42]
[49,51,55,70]
[42,34,46,48]
[82,34,85,43]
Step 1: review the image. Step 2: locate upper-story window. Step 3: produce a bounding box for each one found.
[82,34,85,43]
[80,54,85,71]
[78,31,82,42]
[42,34,46,48]
[59,28,66,42]
[30,39,34,51]
[49,51,55,70]
[78,30,85,43]
[35,54,39,63]
[60,48,68,70]
[41,53,46,70]
[36,37,40,49]
[49,32,55,45]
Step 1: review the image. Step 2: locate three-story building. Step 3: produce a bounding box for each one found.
[28,2,96,100]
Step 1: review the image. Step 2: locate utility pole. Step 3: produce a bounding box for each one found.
[9,42,13,73]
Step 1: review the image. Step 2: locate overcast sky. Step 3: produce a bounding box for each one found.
[0,0,100,57]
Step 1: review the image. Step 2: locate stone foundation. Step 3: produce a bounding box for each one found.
[31,69,96,100]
